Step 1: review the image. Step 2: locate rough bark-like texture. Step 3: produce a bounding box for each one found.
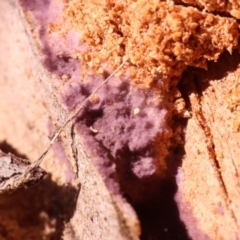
[0,1,240,240]
[175,52,240,239]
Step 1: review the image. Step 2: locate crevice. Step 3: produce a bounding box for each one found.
[173,0,239,20]
[173,1,225,16]
[172,0,205,12]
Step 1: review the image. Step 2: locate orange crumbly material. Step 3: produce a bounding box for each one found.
[178,0,240,19]
[48,0,239,88]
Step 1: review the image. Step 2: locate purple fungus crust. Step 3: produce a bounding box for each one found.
[62,76,170,202]
[19,0,172,203]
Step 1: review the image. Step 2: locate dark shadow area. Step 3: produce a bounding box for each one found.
[0,141,80,240]
[181,49,240,94]
[105,112,191,240]
[0,140,28,159]
[133,120,191,240]
[203,49,240,80]
[135,176,190,240]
